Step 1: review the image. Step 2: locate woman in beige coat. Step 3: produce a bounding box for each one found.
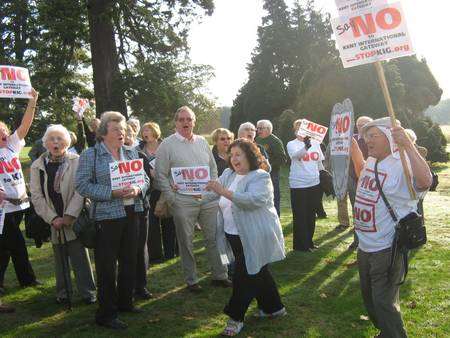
[30,124,96,305]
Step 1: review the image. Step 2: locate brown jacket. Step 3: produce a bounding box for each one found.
[30,152,84,244]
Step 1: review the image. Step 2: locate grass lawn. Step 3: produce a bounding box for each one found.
[0,147,448,337]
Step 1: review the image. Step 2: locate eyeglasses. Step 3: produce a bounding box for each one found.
[177,117,193,123]
[364,133,385,141]
[219,137,232,141]
[48,136,65,142]
[245,128,256,132]
[257,127,267,130]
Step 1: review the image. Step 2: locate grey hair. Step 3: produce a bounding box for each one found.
[127,118,141,134]
[42,124,71,150]
[238,122,256,138]
[257,119,273,133]
[97,111,126,142]
[174,106,196,122]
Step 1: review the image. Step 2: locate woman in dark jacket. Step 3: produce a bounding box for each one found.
[211,128,234,176]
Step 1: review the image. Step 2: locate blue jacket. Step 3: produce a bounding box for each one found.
[75,142,150,221]
[204,168,285,274]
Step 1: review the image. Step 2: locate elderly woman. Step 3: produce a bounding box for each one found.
[76,111,149,330]
[211,128,234,176]
[287,119,325,252]
[0,88,40,292]
[350,118,431,338]
[30,124,96,305]
[205,139,286,336]
[237,122,269,159]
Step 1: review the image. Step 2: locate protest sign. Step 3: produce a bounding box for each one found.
[109,159,145,191]
[0,66,33,99]
[331,2,414,68]
[296,119,328,143]
[171,166,210,195]
[72,97,90,119]
[335,0,387,16]
[329,99,355,200]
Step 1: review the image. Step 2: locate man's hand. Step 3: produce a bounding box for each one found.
[0,189,6,205]
[391,126,414,149]
[52,217,64,230]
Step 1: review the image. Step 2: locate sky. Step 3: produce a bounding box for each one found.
[188,0,450,107]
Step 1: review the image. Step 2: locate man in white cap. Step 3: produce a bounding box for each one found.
[350,117,431,338]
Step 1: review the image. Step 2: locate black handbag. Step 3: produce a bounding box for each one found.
[25,170,51,248]
[73,148,97,249]
[374,161,426,284]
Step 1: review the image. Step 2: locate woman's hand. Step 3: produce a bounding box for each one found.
[28,87,39,106]
[122,186,141,199]
[0,189,6,204]
[205,180,225,195]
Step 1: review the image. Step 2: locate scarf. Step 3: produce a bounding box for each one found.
[45,152,69,194]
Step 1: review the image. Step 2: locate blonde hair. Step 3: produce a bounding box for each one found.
[141,122,161,140]
[0,122,11,135]
[211,128,234,144]
[293,119,302,132]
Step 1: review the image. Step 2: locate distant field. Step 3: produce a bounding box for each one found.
[441,125,450,141]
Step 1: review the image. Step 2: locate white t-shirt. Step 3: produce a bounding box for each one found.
[219,174,246,235]
[355,155,423,252]
[287,139,324,188]
[0,131,29,213]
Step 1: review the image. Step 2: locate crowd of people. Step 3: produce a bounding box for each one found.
[0,91,433,337]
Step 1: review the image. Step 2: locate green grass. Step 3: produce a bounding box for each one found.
[1,149,448,337]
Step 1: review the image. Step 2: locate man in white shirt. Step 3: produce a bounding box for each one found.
[350,117,431,338]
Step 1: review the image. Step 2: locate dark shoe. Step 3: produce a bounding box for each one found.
[0,285,5,295]
[186,283,203,293]
[311,244,319,250]
[211,279,232,288]
[82,297,96,305]
[96,318,128,330]
[297,248,313,253]
[135,287,153,300]
[56,297,69,305]
[335,224,349,231]
[0,303,15,313]
[22,280,43,288]
[316,213,327,219]
[118,307,143,314]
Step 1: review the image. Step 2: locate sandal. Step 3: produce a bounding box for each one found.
[221,319,244,336]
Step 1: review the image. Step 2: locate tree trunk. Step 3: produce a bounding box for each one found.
[87,0,127,118]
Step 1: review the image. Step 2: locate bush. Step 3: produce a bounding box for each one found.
[411,117,448,162]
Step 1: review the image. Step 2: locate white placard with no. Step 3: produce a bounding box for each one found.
[331,2,414,68]
[296,119,328,143]
[330,111,353,156]
[0,66,33,99]
[72,97,90,119]
[109,159,145,191]
[171,166,210,195]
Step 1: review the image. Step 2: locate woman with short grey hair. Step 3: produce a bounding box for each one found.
[30,124,96,305]
[76,111,150,330]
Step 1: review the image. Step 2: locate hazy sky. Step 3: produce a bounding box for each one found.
[189,0,450,106]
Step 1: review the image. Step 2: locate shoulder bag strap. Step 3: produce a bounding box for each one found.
[374,160,407,285]
[90,147,97,219]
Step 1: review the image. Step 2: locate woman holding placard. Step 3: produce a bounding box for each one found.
[0,88,40,292]
[75,111,149,330]
[287,119,325,252]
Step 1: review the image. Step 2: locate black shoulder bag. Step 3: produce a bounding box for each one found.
[25,169,51,248]
[73,148,97,249]
[374,160,427,285]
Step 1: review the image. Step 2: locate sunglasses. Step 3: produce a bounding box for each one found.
[219,137,232,141]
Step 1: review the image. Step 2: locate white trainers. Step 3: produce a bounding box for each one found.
[221,319,244,336]
[255,307,287,319]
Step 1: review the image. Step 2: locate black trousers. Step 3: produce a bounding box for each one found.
[136,210,149,291]
[290,185,321,251]
[148,190,178,261]
[94,207,139,323]
[224,234,283,322]
[0,210,37,286]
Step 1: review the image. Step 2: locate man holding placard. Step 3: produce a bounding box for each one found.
[155,106,229,292]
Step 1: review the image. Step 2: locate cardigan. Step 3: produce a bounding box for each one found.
[204,168,285,274]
